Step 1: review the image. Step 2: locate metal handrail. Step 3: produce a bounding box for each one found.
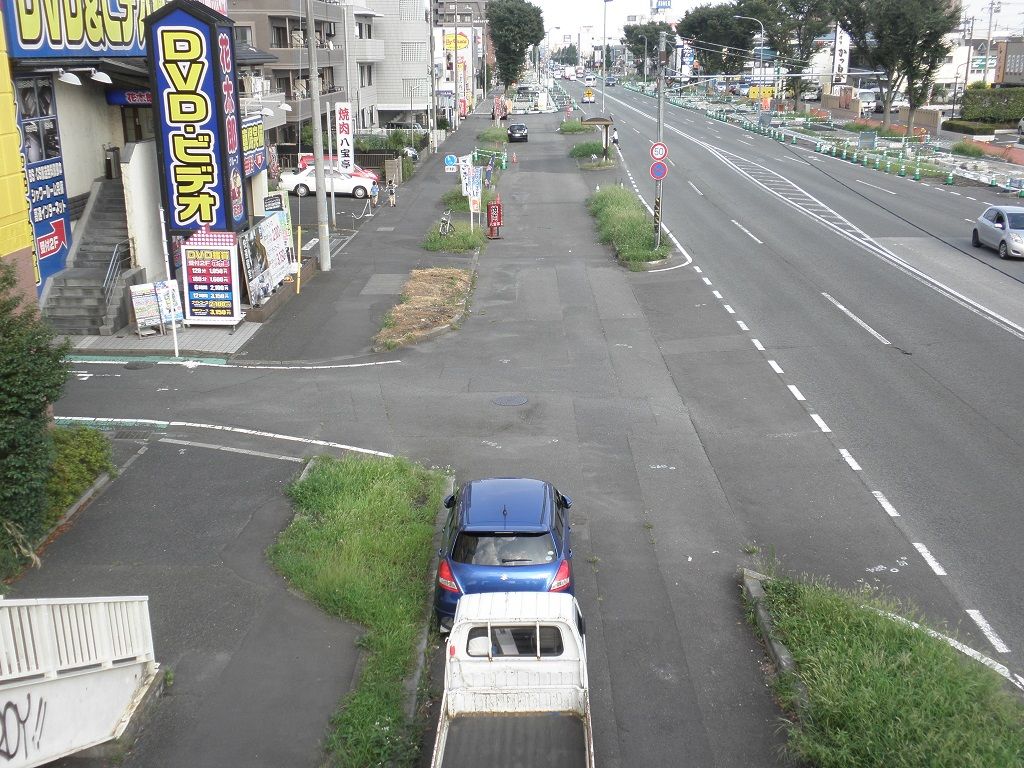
[103,238,132,305]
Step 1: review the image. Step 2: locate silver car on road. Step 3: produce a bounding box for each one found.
[972,205,1024,259]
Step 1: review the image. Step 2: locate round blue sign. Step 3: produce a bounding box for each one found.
[650,160,668,180]
[444,154,458,166]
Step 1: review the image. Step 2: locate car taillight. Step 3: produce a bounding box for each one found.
[437,560,461,593]
[549,560,571,592]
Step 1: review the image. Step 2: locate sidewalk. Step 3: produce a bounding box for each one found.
[63,119,493,362]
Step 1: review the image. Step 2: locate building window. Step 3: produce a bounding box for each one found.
[271,23,288,48]
[275,75,291,97]
[356,21,373,40]
[400,0,420,20]
[234,26,253,47]
[401,42,427,62]
[360,64,373,87]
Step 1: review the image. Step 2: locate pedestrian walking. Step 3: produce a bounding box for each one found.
[386,180,397,207]
[484,160,493,189]
[611,127,619,147]
[370,180,380,207]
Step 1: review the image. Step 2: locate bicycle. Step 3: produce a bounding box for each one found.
[438,209,454,236]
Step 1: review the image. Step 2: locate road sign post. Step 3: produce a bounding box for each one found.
[655,31,667,249]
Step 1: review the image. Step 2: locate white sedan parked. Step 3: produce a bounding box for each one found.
[278,167,372,198]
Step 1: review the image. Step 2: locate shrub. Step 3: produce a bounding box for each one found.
[0,261,69,570]
[941,118,1006,134]
[440,186,497,213]
[559,119,596,134]
[570,140,608,158]
[45,426,115,529]
[961,86,1024,123]
[952,140,986,157]
[422,220,487,252]
[477,126,508,144]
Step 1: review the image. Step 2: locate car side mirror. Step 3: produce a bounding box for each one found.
[560,494,573,509]
[443,493,456,509]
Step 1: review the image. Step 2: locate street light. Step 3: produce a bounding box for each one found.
[541,26,559,77]
[602,0,612,112]
[639,33,648,86]
[951,60,970,118]
[734,15,765,102]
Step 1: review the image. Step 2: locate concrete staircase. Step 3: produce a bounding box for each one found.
[43,180,134,336]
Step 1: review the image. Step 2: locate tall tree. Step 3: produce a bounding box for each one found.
[553,43,579,66]
[676,5,753,76]
[486,0,544,89]
[833,0,959,127]
[622,22,675,78]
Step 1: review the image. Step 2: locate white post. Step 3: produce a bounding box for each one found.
[158,207,180,359]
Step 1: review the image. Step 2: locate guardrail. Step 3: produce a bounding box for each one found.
[1,597,154,684]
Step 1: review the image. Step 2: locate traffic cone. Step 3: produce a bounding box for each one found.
[511,151,517,164]
[913,164,921,181]
[898,163,906,177]
[945,171,954,185]
[989,175,997,187]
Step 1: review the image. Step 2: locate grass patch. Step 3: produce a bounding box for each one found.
[422,220,487,253]
[374,268,474,349]
[440,185,498,213]
[952,140,987,157]
[569,140,608,159]
[559,119,595,134]
[476,126,508,144]
[587,186,670,264]
[269,455,447,767]
[759,575,1024,767]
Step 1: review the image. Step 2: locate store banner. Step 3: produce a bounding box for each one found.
[832,25,850,85]
[146,1,247,235]
[238,212,291,305]
[1,0,227,59]
[241,115,267,177]
[334,102,354,173]
[14,75,72,295]
[181,229,240,324]
[105,90,153,106]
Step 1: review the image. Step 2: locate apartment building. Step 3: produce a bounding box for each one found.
[228,0,432,146]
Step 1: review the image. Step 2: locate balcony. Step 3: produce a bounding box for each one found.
[239,90,290,131]
[350,38,385,63]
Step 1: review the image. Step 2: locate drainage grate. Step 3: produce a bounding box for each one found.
[492,395,528,407]
[124,361,156,370]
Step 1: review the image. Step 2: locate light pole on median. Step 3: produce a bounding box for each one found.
[734,15,765,103]
[602,0,612,113]
[639,33,648,86]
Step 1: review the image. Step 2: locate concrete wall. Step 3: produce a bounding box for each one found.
[122,141,165,281]
[53,80,121,197]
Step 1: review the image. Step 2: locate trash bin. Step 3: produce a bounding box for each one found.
[104,146,121,180]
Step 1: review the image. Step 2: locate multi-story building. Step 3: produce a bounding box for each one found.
[229,0,432,147]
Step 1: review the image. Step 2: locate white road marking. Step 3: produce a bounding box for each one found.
[920,182,931,187]
[731,219,763,244]
[702,277,712,285]
[72,358,403,371]
[737,320,749,331]
[872,491,900,517]
[788,384,805,401]
[768,360,784,374]
[160,438,304,463]
[948,191,961,196]
[839,449,862,470]
[737,139,754,146]
[723,304,735,314]
[964,218,973,223]
[668,158,676,167]
[55,416,394,457]
[913,543,947,576]
[810,413,832,433]
[855,179,896,196]
[966,610,1011,653]
[688,181,703,195]
[781,156,809,164]
[693,266,702,273]
[712,290,723,299]
[752,339,765,351]
[821,292,891,345]
[966,196,977,200]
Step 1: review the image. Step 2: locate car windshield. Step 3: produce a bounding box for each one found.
[452,532,555,566]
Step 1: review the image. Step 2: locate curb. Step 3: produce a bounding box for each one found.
[738,566,809,711]
[403,474,456,721]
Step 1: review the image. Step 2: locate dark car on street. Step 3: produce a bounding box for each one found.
[507,123,528,142]
[605,76,618,86]
[433,477,574,631]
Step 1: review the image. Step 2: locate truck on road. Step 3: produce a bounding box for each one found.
[429,592,595,768]
[564,65,577,81]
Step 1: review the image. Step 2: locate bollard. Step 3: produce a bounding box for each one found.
[841,147,847,160]
[874,156,881,170]
[989,175,997,187]
[898,163,906,177]
[792,134,797,144]
[913,165,921,181]
[944,171,954,185]
[885,160,892,173]
[815,142,822,153]
[862,155,869,167]
[851,151,858,163]
[1018,187,1024,198]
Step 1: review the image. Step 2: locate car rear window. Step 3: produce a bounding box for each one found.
[466,625,565,657]
[452,532,555,566]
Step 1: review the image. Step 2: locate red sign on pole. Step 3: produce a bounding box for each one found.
[487,197,503,239]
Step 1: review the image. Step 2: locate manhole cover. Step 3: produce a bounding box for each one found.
[492,395,528,407]
[124,361,156,370]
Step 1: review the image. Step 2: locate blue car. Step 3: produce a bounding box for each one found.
[434,477,574,631]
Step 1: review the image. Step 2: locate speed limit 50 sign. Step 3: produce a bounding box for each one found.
[650,142,668,161]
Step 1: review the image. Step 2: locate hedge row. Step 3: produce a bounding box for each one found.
[960,87,1024,123]
[941,118,1010,134]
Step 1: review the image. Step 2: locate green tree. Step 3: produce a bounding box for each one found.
[622,22,675,78]
[553,42,578,65]
[486,0,544,89]
[833,0,958,128]
[676,5,755,75]
[0,260,69,561]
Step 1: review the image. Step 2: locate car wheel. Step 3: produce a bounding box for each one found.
[999,241,1009,259]
[353,186,367,199]
[972,229,981,247]
[295,184,310,197]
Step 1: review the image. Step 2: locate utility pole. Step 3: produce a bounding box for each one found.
[305,0,331,270]
[983,0,1001,86]
[602,0,611,112]
[654,30,665,249]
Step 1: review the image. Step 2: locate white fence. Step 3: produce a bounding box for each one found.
[1,597,157,768]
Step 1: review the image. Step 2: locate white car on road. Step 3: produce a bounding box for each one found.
[278,167,372,198]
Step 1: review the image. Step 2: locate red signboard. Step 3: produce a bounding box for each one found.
[487,200,503,227]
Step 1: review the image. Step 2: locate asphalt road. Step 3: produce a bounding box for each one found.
[48,88,1024,766]
[577,80,1024,673]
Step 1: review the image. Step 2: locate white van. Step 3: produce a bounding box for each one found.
[584,74,596,86]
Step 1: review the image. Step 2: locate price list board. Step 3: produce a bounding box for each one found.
[182,230,241,325]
